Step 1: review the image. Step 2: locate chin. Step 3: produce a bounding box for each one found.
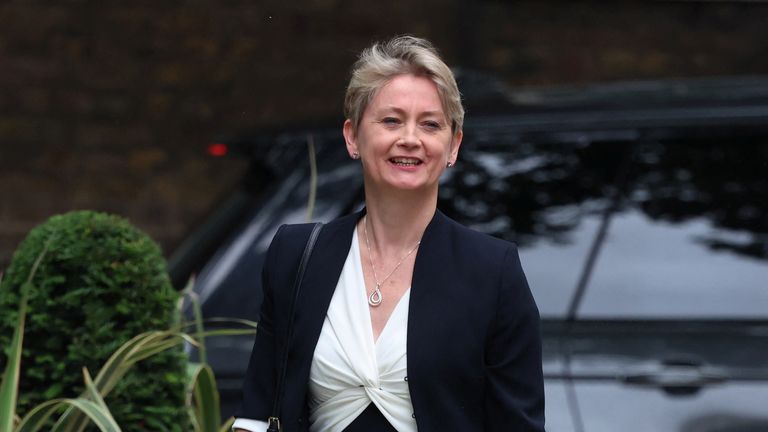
[385,181,437,194]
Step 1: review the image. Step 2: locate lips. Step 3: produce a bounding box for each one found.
[389,157,423,166]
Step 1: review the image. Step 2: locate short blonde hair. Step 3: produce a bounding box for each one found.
[344,35,464,135]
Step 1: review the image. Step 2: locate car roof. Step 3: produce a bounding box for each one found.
[216,73,768,166]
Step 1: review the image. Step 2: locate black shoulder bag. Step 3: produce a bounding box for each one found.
[267,222,323,432]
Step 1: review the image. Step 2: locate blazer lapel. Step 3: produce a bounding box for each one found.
[406,210,453,421]
[409,209,454,316]
[291,210,363,375]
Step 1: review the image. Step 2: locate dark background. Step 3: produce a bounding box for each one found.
[2,0,768,268]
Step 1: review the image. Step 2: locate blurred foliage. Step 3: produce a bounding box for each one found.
[0,211,187,431]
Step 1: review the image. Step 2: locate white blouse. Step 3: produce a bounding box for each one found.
[233,230,416,432]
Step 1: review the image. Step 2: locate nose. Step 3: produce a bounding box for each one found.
[399,123,420,147]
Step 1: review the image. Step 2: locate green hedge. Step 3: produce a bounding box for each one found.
[0,211,188,431]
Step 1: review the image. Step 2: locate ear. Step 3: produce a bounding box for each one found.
[343,119,359,158]
[448,129,463,165]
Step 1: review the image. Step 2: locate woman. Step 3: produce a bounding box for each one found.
[234,36,544,432]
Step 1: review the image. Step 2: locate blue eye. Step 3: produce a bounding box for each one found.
[381,117,400,125]
[423,121,442,130]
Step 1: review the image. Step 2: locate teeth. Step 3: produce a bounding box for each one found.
[391,158,420,166]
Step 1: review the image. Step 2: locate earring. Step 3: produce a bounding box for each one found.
[446,161,453,168]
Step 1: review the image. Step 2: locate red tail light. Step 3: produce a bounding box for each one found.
[207,143,228,157]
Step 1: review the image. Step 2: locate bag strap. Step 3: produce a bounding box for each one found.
[268,222,324,432]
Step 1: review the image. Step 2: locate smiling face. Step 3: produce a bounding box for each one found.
[343,73,462,196]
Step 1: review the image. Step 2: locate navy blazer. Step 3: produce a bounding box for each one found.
[239,209,545,431]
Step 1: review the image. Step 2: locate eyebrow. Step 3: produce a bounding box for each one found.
[379,106,446,117]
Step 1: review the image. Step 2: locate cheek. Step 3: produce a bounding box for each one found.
[437,137,454,157]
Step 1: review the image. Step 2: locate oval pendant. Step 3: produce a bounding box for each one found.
[368,286,383,307]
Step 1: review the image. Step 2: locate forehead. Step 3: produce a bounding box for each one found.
[367,74,445,114]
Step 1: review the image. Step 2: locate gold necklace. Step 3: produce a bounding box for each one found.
[363,215,421,307]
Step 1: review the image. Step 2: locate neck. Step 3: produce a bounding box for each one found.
[362,186,436,254]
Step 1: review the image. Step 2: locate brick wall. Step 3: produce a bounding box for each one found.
[2,1,767,269]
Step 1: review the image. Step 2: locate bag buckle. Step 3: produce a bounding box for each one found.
[267,416,281,432]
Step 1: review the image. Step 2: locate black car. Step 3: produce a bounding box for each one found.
[170,74,768,431]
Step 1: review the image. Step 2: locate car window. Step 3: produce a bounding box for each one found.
[439,137,768,319]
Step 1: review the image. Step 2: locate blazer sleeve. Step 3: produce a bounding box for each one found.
[237,225,286,422]
[484,245,545,431]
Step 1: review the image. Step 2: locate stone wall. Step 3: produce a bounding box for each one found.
[2,0,767,268]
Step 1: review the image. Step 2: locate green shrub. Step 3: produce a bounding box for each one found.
[0,211,188,431]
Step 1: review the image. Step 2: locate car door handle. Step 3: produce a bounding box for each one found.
[621,365,727,396]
